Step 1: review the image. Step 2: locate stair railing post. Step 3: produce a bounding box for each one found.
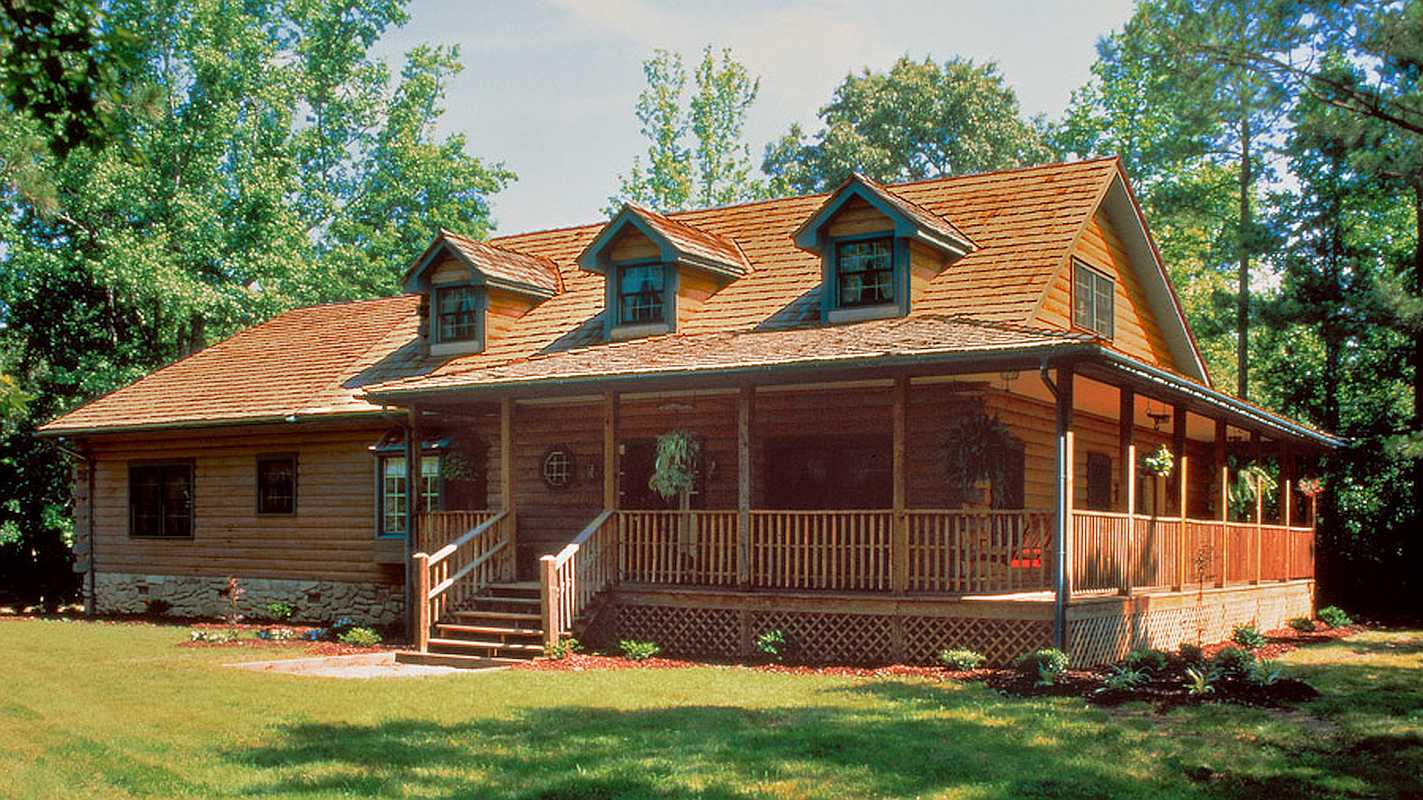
[539,555,558,652]
[412,552,430,653]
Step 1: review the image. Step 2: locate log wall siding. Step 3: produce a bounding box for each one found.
[825,195,891,238]
[84,423,401,585]
[509,402,603,552]
[1036,209,1182,373]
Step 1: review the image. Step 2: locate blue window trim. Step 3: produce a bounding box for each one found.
[821,232,910,318]
[374,453,443,540]
[604,259,677,336]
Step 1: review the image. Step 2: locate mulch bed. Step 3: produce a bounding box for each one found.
[517,624,1363,711]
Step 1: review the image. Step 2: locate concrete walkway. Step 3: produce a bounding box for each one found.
[228,651,507,679]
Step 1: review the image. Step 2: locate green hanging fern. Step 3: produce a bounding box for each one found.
[941,411,1019,503]
[649,430,701,500]
[1230,463,1277,517]
[1142,444,1174,477]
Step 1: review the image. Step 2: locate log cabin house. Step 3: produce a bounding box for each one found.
[40,158,1341,667]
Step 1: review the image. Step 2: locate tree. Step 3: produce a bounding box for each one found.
[762,56,1053,194]
[0,0,512,607]
[607,47,764,213]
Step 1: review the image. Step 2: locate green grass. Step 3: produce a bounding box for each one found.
[1,620,1421,799]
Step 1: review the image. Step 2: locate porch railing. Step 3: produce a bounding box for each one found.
[749,510,893,591]
[411,510,513,652]
[414,510,499,555]
[540,510,620,649]
[1069,510,1314,595]
[619,510,740,586]
[906,509,1054,593]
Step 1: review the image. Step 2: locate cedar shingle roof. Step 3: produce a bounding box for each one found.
[794,172,975,253]
[412,230,563,296]
[43,158,1138,435]
[621,204,751,275]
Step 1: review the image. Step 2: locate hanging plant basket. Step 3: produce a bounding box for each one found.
[649,430,701,500]
[1142,444,1174,477]
[941,411,1019,505]
[440,436,488,482]
[1297,477,1325,498]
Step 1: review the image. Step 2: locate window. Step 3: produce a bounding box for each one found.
[1086,452,1113,510]
[435,285,480,343]
[542,446,574,489]
[257,455,297,514]
[129,463,194,537]
[617,264,665,324]
[378,455,440,537]
[1072,260,1115,337]
[836,237,894,307]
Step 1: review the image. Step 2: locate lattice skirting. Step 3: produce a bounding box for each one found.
[598,602,1051,665]
[1066,582,1314,667]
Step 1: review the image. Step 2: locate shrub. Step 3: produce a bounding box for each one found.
[1178,643,1205,665]
[1246,660,1284,687]
[1318,606,1353,628]
[1097,665,1150,693]
[1232,624,1267,650]
[1184,666,1219,696]
[144,598,172,617]
[544,637,582,660]
[1015,648,1070,686]
[190,628,237,644]
[937,648,986,671]
[329,616,357,638]
[755,629,787,661]
[1124,647,1168,673]
[1212,646,1256,678]
[619,640,661,662]
[265,602,295,621]
[1287,617,1316,633]
[338,627,382,647]
[303,628,327,641]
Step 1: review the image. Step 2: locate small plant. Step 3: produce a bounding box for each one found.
[223,576,245,627]
[1318,606,1353,628]
[1178,642,1204,666]
[1246,660,1284,687]
[755,629,788,661]
[144,598,172,617]
[1015,648,1070,687]
[303,628,327,641]
[265,601,295,621]
[1212,646,1256,678]
[1124,647,1168,673]
[1097,665,1151,694]
[256,627,297,642]
[937,648,987,671]
[338,627,382,647]
[1232,624,1267,650]
[618,639,661,662]
[190,628,238,644]
[1288,617,1317,633]
[544,637,582,660]
[1142,444,1174,477]
[1184,666,1219,696]
[648,431,700,500]
[329,616,357,638]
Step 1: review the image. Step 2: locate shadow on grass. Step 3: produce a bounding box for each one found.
[228,701,1147,800]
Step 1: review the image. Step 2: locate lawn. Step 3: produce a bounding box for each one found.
[1,619,1420,799]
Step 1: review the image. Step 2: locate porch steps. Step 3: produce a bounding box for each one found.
[396,581,549,669]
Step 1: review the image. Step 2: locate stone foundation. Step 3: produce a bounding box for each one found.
[93,572,405,626]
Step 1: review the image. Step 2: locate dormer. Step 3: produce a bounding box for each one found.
[402,230,562,358]
[577,204,749,340]
[793,173,975,323]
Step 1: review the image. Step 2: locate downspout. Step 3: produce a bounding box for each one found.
[54,439,95,616]
[1039,360,1069,651]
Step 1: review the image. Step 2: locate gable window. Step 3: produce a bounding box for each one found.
[1086,452,1113,510]
[836,237,894,307]
[129,462,194,538]
[617,263,666,325]
[378,455,440,537]
[257,455,297,515]
[1073,260,1115,337]
[435,285,480,343]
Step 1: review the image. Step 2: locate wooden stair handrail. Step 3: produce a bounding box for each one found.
[428,540,507,599]
[427,511,507,569]
[413,510,513,654]
[550,509,614,569]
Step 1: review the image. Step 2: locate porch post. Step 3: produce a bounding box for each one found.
[1119,389,1136,596]
[1216,419,1228,588]
[891,375,909,594]
[1126,443,1137,596]
[1171,403,1187,517]
[1252,432,1263,585]
[404,405,420,638]
[737,386,753,588]
[603,392,619,511]
[500,397,517,577]
[1052,363,1074,650]
[1178,454,1189,587]
[1282,444,1294,580]
[412,552,430,652]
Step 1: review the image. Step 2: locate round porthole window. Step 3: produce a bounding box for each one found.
[542,447,575,489]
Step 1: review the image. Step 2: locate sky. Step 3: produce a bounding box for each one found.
[372,0,1136,235]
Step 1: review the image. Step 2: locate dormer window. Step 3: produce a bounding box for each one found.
[618,264,667,325]
[436,286,481,343]
[836,237,895,308]
[1072,259,1115,338]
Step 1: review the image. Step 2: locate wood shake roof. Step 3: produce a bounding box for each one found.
[44,158,1182,435]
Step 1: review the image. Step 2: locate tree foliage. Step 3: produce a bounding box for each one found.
[607,46,764,213]
[762,56,1053,195]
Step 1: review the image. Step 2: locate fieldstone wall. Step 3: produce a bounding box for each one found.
[93,572,404,625]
